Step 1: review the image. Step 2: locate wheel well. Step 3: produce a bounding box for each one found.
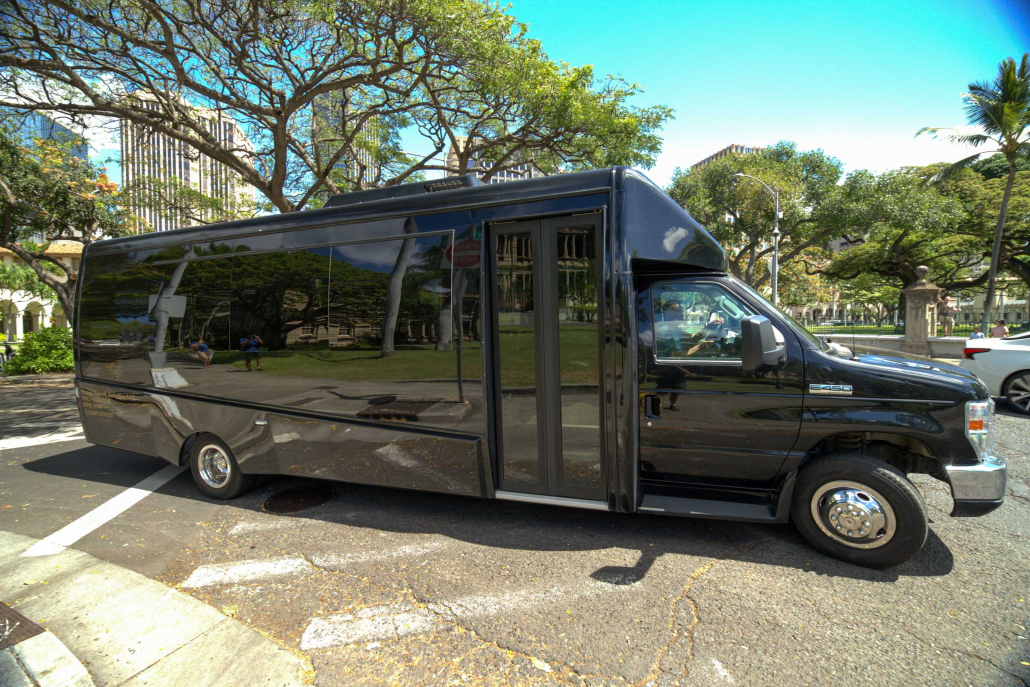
[803,432,945,480]
[178,432,204,466]
[1000,369,1030,396]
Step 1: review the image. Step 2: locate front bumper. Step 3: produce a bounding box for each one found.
[945,454,1007,517]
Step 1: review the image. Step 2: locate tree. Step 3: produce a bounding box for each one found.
[814,169,988,300]
[666,141,844,288]
[972,152,1030,180]
[0,126,136,321]
[918,53,1030,326]
[0,0,672,213]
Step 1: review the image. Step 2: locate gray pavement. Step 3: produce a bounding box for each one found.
[0,374,1028,686]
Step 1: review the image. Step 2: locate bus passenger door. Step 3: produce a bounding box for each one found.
[487,215,607,503]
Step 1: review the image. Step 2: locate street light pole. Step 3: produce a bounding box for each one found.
[733,173,781,307]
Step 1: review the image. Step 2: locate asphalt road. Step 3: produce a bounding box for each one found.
[1,375,1028,686]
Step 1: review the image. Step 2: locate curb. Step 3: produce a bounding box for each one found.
[0,530,311,686]
[1,628,94,687]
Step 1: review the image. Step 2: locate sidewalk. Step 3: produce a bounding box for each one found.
[1,602,93,686]
[0,530,311,686]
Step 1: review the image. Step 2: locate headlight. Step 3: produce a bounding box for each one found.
[964,399,996,462]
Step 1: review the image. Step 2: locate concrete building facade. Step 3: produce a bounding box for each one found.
[120,98,253,232]
[689,143,765,172]
[445,136,546,184]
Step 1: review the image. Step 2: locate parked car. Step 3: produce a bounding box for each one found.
[961,332,1030,413]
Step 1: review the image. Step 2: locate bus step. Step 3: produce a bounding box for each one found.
[638,494,776,522]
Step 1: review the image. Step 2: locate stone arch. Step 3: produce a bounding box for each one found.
[23,301,46,336]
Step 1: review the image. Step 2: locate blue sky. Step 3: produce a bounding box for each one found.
[467,0,1030,185]
[94,0,1029,190]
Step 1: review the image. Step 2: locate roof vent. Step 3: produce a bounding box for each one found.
[323,174,483,209]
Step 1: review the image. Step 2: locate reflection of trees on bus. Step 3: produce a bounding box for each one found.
[329,235,451,353]
[230,249,328,351]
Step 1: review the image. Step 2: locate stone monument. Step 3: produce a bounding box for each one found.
[900,266,941,356]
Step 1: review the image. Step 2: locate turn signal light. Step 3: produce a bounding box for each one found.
[968,418,985,432]
[963,347,990,359]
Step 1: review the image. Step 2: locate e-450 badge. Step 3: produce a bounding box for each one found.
[809,384,853,396]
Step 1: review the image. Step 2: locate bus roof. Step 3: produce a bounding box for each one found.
[87,167,725,271]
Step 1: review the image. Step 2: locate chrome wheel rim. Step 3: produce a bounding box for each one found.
[1007,375,1030,412]
[810,480,895,549]
[199,445,231,489]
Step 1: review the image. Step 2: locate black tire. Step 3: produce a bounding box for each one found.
[791,453,928,568]
[1002,371,1030,415]
[188,434,255,500]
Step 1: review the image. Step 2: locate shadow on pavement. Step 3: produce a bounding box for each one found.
[22,445,955,583]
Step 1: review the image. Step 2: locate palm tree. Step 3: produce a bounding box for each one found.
[918,54,1030,328]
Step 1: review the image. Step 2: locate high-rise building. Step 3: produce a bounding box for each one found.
[2,110,88,160]
[689,144,765,172]
[120,97,254,232]
[445,136,545,184]
[312,95,383,187]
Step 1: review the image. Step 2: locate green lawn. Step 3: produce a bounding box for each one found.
[215,324,600,386]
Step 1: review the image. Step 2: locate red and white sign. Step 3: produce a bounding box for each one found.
[443,238,481,269]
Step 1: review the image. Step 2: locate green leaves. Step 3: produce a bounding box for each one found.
[2,326,74,375]
[666,141,843,288]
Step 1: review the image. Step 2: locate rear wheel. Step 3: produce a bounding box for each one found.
[189,435,255,500]
[1002,371,1030,414]
[791,453,928,568]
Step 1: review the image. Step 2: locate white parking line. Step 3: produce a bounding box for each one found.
[183,556,310,588]
[21,464,186,557]
[311,542,446,568]
[183,542,449,588]
[301,576,641,650]
[0,428,85,452]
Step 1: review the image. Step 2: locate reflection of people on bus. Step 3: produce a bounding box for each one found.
[241,334,263,371]
[190,338,212,368]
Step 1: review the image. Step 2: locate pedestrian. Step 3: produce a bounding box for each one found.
[190,337,212,368]
[990,319,1009,338]
[969,325,985,340]
[2,341,12,365]
[240,334,263,371]
[938,295,955,336]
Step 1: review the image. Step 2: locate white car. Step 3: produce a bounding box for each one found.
[961,332,1030,413]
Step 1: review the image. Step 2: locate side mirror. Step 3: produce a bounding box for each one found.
[740,315,787,373]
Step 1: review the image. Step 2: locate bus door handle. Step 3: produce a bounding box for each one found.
[643,394,662,419]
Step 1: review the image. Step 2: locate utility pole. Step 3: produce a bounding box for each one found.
[733,173,781,306]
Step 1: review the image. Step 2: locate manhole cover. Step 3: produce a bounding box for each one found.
[262,484,337,514]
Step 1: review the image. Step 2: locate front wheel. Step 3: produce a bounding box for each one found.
[1003,371,1030,415]
[791,453,928,568]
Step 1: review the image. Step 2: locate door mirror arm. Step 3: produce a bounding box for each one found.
[740,315,787,373]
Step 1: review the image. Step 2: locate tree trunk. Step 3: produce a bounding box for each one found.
[380,234,417,357]
[151,251,193,360]
[983,162,1018,328]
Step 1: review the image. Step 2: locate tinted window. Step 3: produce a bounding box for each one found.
[78,251,180,385]
[652,282,755,360]
[318,234,459,419]
[148,253,233,394]
[217,248,331,400]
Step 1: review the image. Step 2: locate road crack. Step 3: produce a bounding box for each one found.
[634,535,778,686]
